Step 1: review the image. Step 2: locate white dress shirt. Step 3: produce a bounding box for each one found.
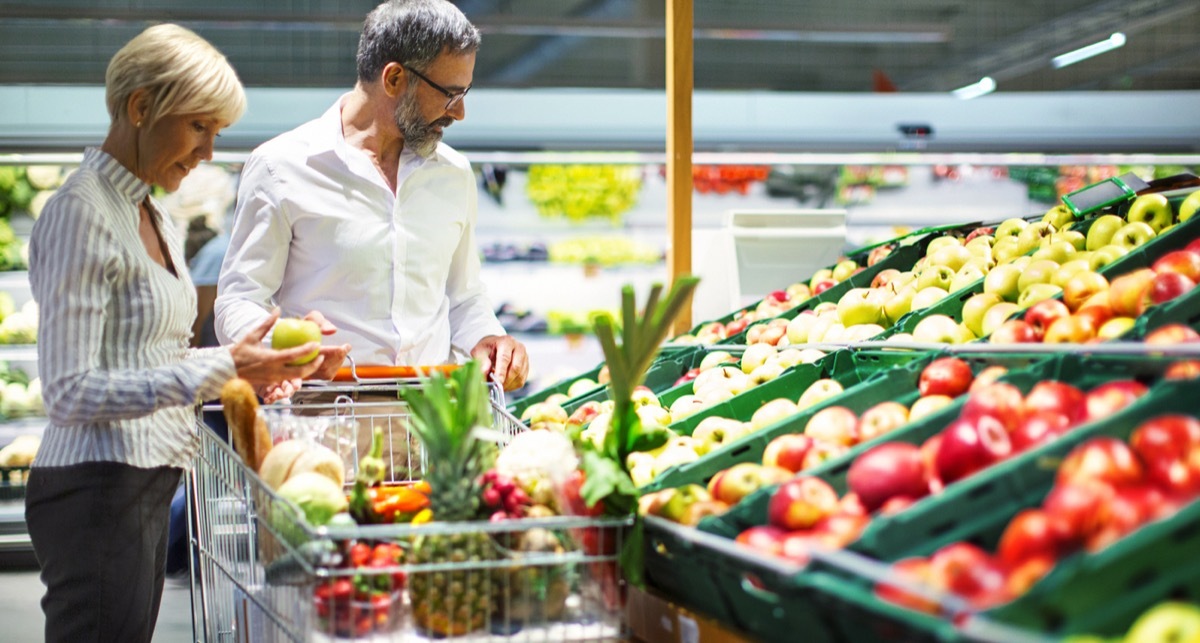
[215,96,505,366]
[29,148,237,469]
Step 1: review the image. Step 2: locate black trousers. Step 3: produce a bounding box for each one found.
[25,461,182,643]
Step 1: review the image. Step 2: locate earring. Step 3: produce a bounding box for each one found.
[136,121,142,128]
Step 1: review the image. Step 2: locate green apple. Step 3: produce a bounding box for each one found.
[965,235,995,253]
[831,259,860,282]
[1088,245,1128,271]
[950,264,986,292]
[1179,190,1200,222]
[1017,283,1063,309]
[1032,240,1077,265]
[1126,193,1174,233]
[1052,258,1093,289]
[981,302,1021,336]
[1016,221,1056,256]
[911,287,949,311]
[927,244,973,272]
[1111,221,1157,250]
[984,264,1023,302]
[883,285,917,325]
[1009,256,1034,271]
[785,313,819,344]
[1085,214,1125,251]
[890,271,918,290]
[994,217,1029,241]
[992,236,1024,264]
[1051,230,1087,251]
[925,236,963,254]
[271,318,321,365]
[962,256,995,273]
[1041,203,1075,230]
[739,343,778,374]
[917,264,955,292]
[699,350,737,372]
[836,288,885,327]
[1123,601,1200,643]
[567,377,599,398]
[912,314,964,344]
[1017,259,1061,292]
[962,292,1004,337]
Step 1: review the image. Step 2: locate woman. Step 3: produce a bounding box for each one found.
[25,24,346,642]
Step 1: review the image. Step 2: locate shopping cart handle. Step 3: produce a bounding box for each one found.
[332,364,458,381]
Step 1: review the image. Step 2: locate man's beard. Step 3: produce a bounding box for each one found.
[395,93,452,159]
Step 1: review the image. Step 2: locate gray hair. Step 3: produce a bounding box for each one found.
[105,24,246,127]
[356,0,481,82]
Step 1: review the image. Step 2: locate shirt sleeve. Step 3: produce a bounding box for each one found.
[30,193,237,427]
[446,166,506,354]
[214,152,289,345]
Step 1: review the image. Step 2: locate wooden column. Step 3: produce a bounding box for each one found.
[665,0,693,333]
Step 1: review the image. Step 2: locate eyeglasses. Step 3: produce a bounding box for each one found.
[403,65,470,110]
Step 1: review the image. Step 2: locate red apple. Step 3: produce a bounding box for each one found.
[812,279,837,295]
[965,226,995,242]
[762,433,815,474]
[919,357,975,398]
[1043,481,1113,546]
[1006,555,1056,598]
[996,509,1067,569]
[969,366,1009,393]
[1010,412,1072,453]
[803,406,859,447]
[838,492,867,517]
[812,512,870,549]
[1107,268,1156,318]
[724,317,750,337]
[767,476,840,531]
[990,320,1040,344]
[1022,381,1086,426]
[1188,238,1200,255]
[880,496,917,515]
[779,531,822,565]
[935,415,1012,484]
[875,558,942,615]
[1084,380,1148,421]
[1043,315,1097,344]
[1130,414,1200,495]
[1143,272,1196,310]
[929,542,1010,608]
[674,367,701,386]
[1145,323,1200,345]
[1165,360,1200,380]
[1056,437,1145,488]
[1152,249,1200,282]
[1024,299,1070,338]
[847,442,929,513]
[708,462,776,506]
[872,268,902,289]
[1086,484,1167,552]
[735,525,787,557]
[1063,271,1110,313]
[857,401,911,442]
[961,382,1025,432]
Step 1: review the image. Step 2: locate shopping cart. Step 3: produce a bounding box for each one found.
[187,371,631,642]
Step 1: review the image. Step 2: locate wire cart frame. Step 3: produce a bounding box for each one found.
[187,379,631,642]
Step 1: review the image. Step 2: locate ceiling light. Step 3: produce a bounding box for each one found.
[1052,33,1126,69]
[951,76,995,100]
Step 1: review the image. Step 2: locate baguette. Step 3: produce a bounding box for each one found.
[221,379,268,471]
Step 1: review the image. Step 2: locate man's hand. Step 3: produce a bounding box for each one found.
[471,335,529,391]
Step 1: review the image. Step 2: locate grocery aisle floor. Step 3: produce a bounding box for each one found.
[0,567,194,642]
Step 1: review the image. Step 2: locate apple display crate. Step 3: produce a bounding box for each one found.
[187,384,631,643]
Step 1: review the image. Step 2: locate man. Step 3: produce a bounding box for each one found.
[215,0,528,390]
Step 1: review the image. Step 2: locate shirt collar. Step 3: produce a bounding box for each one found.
[83,147,152,205]
[324,94,442,174]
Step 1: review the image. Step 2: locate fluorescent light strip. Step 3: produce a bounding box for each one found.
[1052,33,1126,69]
[951,76,995,100]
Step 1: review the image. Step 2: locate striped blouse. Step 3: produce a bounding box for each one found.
[28,147,236,469]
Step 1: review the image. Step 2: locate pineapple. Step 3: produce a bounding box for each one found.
[401,362,502,637]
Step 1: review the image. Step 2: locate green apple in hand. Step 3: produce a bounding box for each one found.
[1123,601,1200,643]
[1126,193,1174,232]
[271,318,322,365]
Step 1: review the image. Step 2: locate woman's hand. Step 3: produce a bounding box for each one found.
[230,309,324,391]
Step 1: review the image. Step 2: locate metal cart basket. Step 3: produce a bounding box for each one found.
[187,377,631,642]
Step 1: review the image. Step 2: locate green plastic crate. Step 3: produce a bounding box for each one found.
[642,349,928,494]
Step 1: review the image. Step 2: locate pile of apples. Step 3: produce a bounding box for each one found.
[848,376,1152,517]
[875,413,1200,613]
[986,239,1200,344]
[667,345,828,418]
[732,475,871,564]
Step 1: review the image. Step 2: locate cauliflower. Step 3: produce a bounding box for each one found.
[496,430,579,510]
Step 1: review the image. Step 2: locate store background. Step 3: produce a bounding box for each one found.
[1,1,1199,641]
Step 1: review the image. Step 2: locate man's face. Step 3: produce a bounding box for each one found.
[394,51,474,158]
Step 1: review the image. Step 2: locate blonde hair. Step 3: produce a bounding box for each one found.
[105,24,246,128]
